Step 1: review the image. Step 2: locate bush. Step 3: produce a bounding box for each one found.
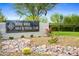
[30,35,34,38]
[22,47,31,55]
[50,24,79,32]
[21,35,25,38]
[9,37,14,40]
[48,36,58,44]
[0,31,3,39]
[38,36,41,37]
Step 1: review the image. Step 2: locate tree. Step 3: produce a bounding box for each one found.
[64,14,79,25]
[14,3,56,20]
[24,15,39,21]
[50,13,64,31]
[24,15,48,23]
[0,9,6,22]
[70,14,79,25]
[63,14,79,31]
[63,16,71,25]
[40,16,48,23]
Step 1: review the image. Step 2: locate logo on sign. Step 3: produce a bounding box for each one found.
[6,21,39,33]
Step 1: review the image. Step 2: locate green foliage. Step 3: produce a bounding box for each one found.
[51,13,64,24]
[9,37,14,40]
[24,16,48,23]
[14,3,56,20]
[63,14,79,25]
[48,36,58,44]
[30,35,34,38]
[0,9,6,23]
[22,47,31,55]
[50,13,64,31]
[48,33,58,44]
[21,35,25,38]
[50,13,79,31]
[40,16,48,23]
[24,15,39,21]
[0,31,2,39]
[50,24,79,31]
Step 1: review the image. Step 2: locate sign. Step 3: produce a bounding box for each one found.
[6,21,39,33]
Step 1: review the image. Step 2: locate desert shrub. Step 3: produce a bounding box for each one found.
[48,37,58,44]
[22,47,31,55]
[38,36,41,37]
[0,31,3,39]
[21,35,25,38]
[30,35,34,38]
[9,37,14,40]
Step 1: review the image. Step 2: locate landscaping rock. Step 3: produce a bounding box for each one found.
[31,45,79,56]
[1,38,79,56]
[1,38,31,53]
[32,45,47,53]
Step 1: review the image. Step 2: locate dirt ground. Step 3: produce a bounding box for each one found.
[31,37,51,46]
[57,36,79,47]
[30,36,79,47]
[1,36,79,48]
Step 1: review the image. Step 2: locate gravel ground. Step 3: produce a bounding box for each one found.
[0,36,79,56]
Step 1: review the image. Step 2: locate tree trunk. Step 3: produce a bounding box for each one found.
[73,25,76,32]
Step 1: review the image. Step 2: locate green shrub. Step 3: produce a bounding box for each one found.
[9,37,14,40]
[30,35,34,38]
[21,35,25,38]
[0,31,2,39]
[48,36,58,44]
[38,36,41,37]
[22,47,31,55]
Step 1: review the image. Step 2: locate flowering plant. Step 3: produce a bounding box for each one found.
[22,47,31,55]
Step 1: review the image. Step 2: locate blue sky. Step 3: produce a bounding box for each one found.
[0,3,79,21]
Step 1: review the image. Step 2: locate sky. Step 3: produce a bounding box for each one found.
[0,3,79,21]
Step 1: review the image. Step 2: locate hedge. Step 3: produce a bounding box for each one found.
[49,24,79,32]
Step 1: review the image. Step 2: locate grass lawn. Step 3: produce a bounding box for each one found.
[52,31,79,36]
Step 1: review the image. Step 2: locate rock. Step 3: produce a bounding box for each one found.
[73,47,77,50]
[1,39,79,56]
[1,41,10,45]
[2,45,9,50]
[1,38,31,54]
[43,51,52,55]
[32,45,47,53]
[58,54,64,56]
[52,52,58,56]
[66,46,73,51]
[9,45,14,49]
